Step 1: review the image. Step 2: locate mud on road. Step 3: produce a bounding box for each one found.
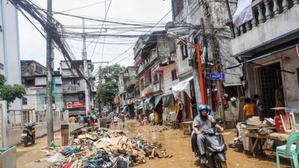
[16,120,292,168]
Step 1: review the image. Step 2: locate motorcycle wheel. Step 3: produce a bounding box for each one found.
[23,139,28,147]
[215,159,227,168]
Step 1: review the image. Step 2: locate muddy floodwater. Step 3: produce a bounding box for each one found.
[17,120,293,168]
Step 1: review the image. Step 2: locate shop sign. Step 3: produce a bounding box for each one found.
[144,84,153,95]
[67,101,84,108]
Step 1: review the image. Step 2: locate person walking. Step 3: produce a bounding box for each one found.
[113,115,118,127]
[149,111,155,125]
[120,112,126,127]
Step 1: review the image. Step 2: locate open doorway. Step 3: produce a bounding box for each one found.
[259,62,282,118]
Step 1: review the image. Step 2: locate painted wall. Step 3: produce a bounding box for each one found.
[163,64,179,94]
[36,86,63,110]
[0,0,22,109]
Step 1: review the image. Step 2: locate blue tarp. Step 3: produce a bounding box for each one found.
[122,106,127,112]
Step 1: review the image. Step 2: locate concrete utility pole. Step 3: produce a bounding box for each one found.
[46,0,54,146]
[82,18,90,116]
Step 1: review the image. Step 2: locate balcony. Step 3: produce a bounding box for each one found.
[231,2,299,56]
[63,84,85,94]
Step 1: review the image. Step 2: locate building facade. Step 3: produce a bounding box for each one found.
[60,60,96,116]
[0,1,22,109]
[229,2,299,120]
[21,60,63,110]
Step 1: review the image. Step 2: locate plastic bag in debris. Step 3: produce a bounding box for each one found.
[263,139,275,150]
[100,137,113,143]
[61,146,73,156]
[47,153,65,163]
[50,141,59,149]
[115,156,128,168]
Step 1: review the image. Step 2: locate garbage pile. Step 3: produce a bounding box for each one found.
[43,127,172,168]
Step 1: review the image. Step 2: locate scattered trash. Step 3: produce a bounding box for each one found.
[46,127,172,168]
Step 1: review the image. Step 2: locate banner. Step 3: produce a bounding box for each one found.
[67,101,84,108]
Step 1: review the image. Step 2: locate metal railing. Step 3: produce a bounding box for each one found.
[7,109,68,129]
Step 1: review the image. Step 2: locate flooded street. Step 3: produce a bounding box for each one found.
[16,120,293,168]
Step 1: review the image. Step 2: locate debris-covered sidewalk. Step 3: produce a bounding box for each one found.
[42,127,173,168]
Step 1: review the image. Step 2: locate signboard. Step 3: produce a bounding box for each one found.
[144,84,153,95]
[67,101,84,109]
[210,73,225,80]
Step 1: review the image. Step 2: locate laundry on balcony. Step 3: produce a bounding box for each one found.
[233,0,253,27]
[172,76,193,98]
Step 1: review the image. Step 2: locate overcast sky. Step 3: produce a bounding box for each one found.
[19,0,172,73]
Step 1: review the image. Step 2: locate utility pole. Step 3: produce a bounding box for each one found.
[200,18,213,108]
[97,66,102,115]
[82,18,90,116]
[46,0,54,146]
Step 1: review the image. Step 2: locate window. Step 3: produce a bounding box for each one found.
[140,78,144,90]
[173,0,184,18]
[171,70,178,81]
[22,97,27,105]
[154,73,159,83]
[181,44,188,60]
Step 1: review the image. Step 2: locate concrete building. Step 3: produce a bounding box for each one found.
[118,66,138,118]
[21,60,63,110]
[60,60,96,116]
[169,0,243,121]
[0,1,22,109]
[228,2,299,120]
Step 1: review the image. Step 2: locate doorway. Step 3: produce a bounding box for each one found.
[259,62,282,118]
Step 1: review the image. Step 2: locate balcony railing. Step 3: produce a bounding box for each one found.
[63,84,84,93]
[235,0,298,36]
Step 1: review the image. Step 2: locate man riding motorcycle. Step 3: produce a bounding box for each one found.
[192,105,223,164]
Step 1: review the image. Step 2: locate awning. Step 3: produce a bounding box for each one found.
[172,76,193,98]
[143,97,153,110]
[162,93,175,107]
[226,44,299,70]
[122,106,127,112]
[155,95,162,106]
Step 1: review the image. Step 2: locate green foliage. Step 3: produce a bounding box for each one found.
[97,64,125,106]
[21,65,34,76]
[134,78,139,91]
[0,74,26,106]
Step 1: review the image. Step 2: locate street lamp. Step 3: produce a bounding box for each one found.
[166,32,206,105]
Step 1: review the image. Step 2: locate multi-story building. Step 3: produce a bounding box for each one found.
[228,2,299,120]
[0,2,22,109]
[133,30,182,121]
[118,66,138,118]
[169,0,243,121]
[21,60,63,110]
[60,60,96,116]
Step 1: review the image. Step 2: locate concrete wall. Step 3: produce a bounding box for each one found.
[0,0,22,109]
[230,6,299,56]
[5,121,65,147]
[0,146,16,168]
[36,86,63,110]
[22,89,38,109]
[163,64,179,94]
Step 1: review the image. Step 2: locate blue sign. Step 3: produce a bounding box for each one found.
[210,73,225,80]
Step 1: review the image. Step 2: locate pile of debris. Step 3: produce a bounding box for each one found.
[43,127,172,168]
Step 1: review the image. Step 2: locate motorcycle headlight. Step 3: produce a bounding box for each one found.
[211,144,225,151]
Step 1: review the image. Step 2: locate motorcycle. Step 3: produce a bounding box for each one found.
[21,122,36,146]
[196,121,227,168]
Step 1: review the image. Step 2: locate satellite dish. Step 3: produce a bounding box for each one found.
[165,21,175,31]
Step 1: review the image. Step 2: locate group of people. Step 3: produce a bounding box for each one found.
[113,112,127,127]
[69,112,96,131]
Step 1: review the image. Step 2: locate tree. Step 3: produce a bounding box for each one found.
[96,64,125,108]
[0,74,26,107]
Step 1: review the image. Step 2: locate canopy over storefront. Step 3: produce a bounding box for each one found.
[122,106,127,112]
[172,76,193,98]
[162,93,175,107]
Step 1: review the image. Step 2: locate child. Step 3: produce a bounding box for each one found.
[254,94,265,121]
[243,98,255,121]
